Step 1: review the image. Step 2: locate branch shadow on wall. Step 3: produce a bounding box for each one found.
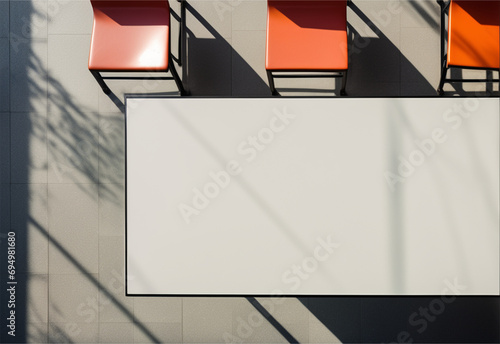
[0,2,166,343]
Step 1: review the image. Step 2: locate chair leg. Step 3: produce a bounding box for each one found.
[340,70,348,96]
[437,0,447,96]
[177,0,186,67]
[178,20,182,67]
[267,71,279,96]
[437,62,447,96]
[91,71,111,95]
[169,55,187,95]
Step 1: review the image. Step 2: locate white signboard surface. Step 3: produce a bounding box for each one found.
[126,98,499,295]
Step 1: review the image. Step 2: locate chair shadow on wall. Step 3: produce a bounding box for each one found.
[346,1,436,96]
[181,3,270,96]
[348,1,497,97]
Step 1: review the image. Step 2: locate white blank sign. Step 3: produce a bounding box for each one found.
[126,98,499,295]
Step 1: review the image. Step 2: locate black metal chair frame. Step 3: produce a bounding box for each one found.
[90,0,187,96]
[266,70,348,96]
[437,0,499,95]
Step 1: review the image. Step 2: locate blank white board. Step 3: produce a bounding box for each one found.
[126,98,499,295]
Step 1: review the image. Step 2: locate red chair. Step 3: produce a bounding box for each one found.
[266,0,349,96]
[437,0,499,95]
[89,0,186,95]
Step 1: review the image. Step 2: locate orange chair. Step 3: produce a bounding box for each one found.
[89,0,186,95]
[266,0,349,96]
[437,0,499,95]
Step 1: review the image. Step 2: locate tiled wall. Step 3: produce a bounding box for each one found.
[0,0,498,343]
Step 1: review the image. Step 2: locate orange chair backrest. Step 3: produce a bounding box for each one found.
[448,0,500,69]
[90,0,171,24]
